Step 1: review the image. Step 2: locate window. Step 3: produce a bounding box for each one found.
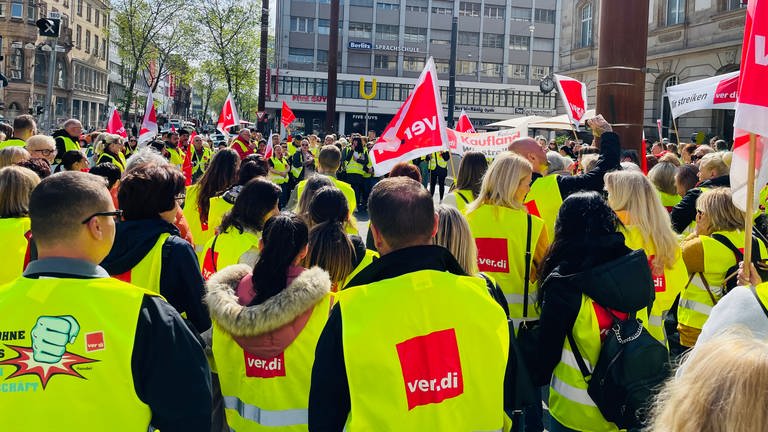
[660,75,679,137]
[510,7,531,21]
[317,50,328,63]
[480,62,502,78]
[404,56,425,72]
[667,0,684,25]
[93,35,98,56]
[86,3,91,21]
[431,29,451,45]
[377,24,399,41]
[288,48,313,63]
[101,40,107,59]
[76,0,81,15]
[377,1,399,10]
[26,0,33,20]
[0,3,5,16]
[507,64,528,80]
[509,35,530,50]
[532,65,551,78]
[579,3,593,48]
[432,6,451,14]
[76,24,82,48]
[9,47,23,80]
[484,5,504,19]
[405,5,427,12]
[56,59,66,87]
[349,0,372,6]
[374,54,394,70]
[535,8,555,24]
[85,29,90,52]
[404,27,427,43]
[458,31,479,46]
[318,19,330,35]
[483,33,504,48]
[459,2,480,16]
[533,38,554,51]
[457,60,476,75]
[725,0,746,10]
[10,1,21,18]
[349,22,372,38]
[434,61,450,74]
[94,9,99,27]
[290,17,314,33]
[102,12,106,27]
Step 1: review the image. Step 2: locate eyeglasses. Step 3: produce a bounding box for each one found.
[32,148,56,156]
[81,209,123,224]
[175,193,186,204]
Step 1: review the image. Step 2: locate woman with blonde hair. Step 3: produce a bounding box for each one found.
[648,161,682,211]
[648,331,768,432]
[94,133,127,171]
[678,188,768,347]
[0,166,40,284]
[465,151,549,329]
[0,146,30,168]
[605,170,688,344]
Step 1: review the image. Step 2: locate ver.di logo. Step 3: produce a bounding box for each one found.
[0,316,97,389]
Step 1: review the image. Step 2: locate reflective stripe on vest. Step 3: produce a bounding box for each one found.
[523,174,562,241]
[0,276,154,430]
[339,270,509,431]
[0,217,31,285]
[466,204,545,321]
[213,293,333,431]
[270,157,289,184]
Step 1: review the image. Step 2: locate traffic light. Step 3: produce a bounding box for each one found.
[35,18,60,37]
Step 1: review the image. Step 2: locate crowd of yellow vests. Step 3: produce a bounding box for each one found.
[0,120,766,431]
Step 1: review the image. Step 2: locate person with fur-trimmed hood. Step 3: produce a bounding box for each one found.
[206,212,333,431]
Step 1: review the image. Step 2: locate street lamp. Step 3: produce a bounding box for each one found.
[24,43,38,114]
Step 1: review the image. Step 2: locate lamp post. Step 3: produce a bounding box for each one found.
[24,43,36,113]
[528,0,536,85]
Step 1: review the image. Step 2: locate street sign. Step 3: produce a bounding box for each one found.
[48,11,61,19]
[256,111,267,121]
[35,18,60,37]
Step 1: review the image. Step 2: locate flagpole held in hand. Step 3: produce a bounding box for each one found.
[744,133,757,281]
[672,118,682,144]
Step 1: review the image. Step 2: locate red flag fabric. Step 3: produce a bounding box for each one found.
[370,57,449,176]
[217,93,240,136]
[553,74,588,128]
[656,119,663,140]
[170,124,177,133]
[265,134,275,159]
[281,101,296,128]
[455,110,476,133]
[138,90,158,146]
[732,0,768,211]
[641,132,648,174]
[182,130,196,186]
[107,108,127,138]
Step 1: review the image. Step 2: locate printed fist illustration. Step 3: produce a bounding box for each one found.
[31,315,80,364]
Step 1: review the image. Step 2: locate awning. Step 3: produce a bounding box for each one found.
[485,115,548,128]
[528,109,596,130]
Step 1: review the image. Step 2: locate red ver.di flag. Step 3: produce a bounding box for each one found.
[455,110,476,133]
[217,93,240,136]
[553,74,587,128]
[370,57,449,176]
[137,90,158,147]
[281,101,296,128]
[732,0,768,211]
[107,108,127,138]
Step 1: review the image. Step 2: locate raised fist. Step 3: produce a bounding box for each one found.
[31,315,80,364]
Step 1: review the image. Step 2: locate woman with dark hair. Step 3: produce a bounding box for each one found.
[208,157,269,234]
[533,191,654,432]
[206,212,332,431]
[305,186,372,290]
[182,148,240,255]
[297,175,334,223]
[444,151,488,212]
[53,150,88,173]
[200,178,281,280]
[388,162,422,183]
[101,163,211,333]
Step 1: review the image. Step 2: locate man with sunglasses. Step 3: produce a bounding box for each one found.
[0,171,212,431]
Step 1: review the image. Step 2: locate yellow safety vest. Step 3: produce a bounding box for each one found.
[212,293,334,431]
[285,140,298,156]
[191,146,213,176]
[97,151,126,172]
[346,150,367,176]
[60,135,80,152]
[201,229,261,280]
[0,217,31,285]
[549,295,619,432]
[208,194,233,235]
[270,157,289,185]
[168,146,185,168]
[523,174,563,241]
[182,184,215,256]
[290,154,304,179]
[657,190,681,212]
[428,152,448,170]
[0,137,26,149]
[342,249,379,290]
[338,269,509,431]
[296,176,358,215]
[0,276,153,430]
[754,282,768,308]
[466,204,545,326]
[678,230,768,346]
[112,233,169,295]
[619,225,688,345]
[454,189,474,213]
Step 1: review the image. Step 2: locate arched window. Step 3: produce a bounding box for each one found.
[660,75,679,139]
[7,102,20,118]
[578,3,593,48]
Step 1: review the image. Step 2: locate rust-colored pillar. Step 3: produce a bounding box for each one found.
[596,0,650,154]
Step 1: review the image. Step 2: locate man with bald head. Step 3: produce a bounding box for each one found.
[508,115,621,238]
[52,119,83,164]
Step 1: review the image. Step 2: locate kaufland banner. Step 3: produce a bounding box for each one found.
[666,71,740,119]
[446,128,523,157]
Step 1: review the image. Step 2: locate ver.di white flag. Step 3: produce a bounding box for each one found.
[666,71,739,119]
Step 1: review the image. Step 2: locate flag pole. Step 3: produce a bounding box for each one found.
[744,133,758,281]
[671,117,682,144]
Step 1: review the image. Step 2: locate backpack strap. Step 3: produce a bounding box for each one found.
[711,233,744,261]
[523,214,532,318]
[751,286,768,319]
[566,330,592,378]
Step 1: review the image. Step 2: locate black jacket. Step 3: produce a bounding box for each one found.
[101,218,211,332]
[23,258,212,432]
[543,131,622,199]
[533,236,654,386]
[671,175,730,233]
[308,245,519,431]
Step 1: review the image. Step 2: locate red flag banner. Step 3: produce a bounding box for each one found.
[107,108,127,138]
[455,110,476,133]
[656,119,663,140]
[217,93,240,136]
[370,57,449,176]
[281,101,296,128]
[553,74,587,128]
[182,130,196,186]
[732,0,768,211]
[138,90,158,146]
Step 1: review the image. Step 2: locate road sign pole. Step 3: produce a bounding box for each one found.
[44,36,57,132]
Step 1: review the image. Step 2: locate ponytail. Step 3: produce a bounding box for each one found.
[306,221,354,285]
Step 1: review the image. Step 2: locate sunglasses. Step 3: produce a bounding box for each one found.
[81,209,123,224]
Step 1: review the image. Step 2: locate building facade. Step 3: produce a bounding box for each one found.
[268,0,561,135]
[0,0,109,129]
[558,0,746,142]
